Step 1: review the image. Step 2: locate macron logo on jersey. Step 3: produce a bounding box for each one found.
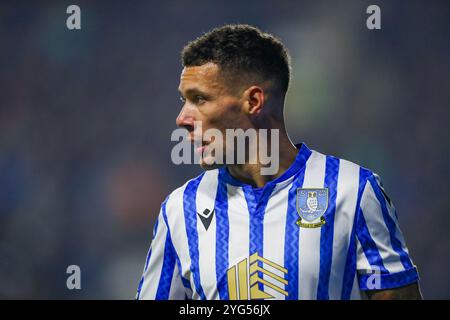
[197,208,215,231]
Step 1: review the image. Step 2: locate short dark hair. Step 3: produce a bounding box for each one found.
[181,24,291,95]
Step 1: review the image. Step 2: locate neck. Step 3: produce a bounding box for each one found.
[227,128,298,188]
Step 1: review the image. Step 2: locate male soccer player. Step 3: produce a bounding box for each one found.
[136,24,422,300]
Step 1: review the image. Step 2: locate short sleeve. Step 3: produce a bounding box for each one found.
[355,172,419,291]
[136,201,187,300]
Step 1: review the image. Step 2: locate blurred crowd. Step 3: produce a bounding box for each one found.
[0,0,448,298]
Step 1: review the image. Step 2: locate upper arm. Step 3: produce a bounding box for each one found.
[136,201,187,300]
[365,282,423,300]
[355,171,420,293]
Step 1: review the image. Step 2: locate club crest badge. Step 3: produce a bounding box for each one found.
[296,188,328,228]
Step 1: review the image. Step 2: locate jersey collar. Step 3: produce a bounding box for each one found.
[218,142,312,188]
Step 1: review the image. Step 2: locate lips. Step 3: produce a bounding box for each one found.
[196,145,206,155]
[189,135,211,155]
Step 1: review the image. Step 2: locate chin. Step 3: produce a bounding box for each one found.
[199,158,224,171]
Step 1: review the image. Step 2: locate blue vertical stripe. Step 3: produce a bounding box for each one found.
[283,171,307,299]
[243,186,259,256]
[243,183,277,292]
[144,217,159,272]
[183,174,207,300]
[137,200,165,300]
[137,222,158,299]
[215,179,229,299]
[155,232,177,299]
[341,168,370,299]
[317,156,340,299]
[161,201,192,293]
[368,175,413,270]
[136,277,144,300]
[356,208,389,273]
[244,185,278,252]
[283,145,311,300]
[340,218,357,300]
[243,186,263,291]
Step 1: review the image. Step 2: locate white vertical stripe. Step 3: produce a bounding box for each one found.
[328,159,360,299]
[195,170,219,299]
[262,181,292,300]
[298,151,326,299]
[384,192,411,258]
[168,262,188,299]
[392,210,411,258]
[360,181,404,273]
[373,174,411,256]
[227,185,250,270]
[350,273,362,300]
[164,182,197,299]
[139,212,168,299]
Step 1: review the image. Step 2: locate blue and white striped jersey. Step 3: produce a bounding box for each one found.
[136,143,419,300]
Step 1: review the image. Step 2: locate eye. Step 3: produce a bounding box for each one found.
[179,96,186,104]
[194,95,206,104]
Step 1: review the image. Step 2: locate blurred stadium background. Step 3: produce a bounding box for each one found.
[0,0,448,299]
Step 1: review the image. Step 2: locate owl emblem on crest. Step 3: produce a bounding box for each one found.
[296,188,329,228]
[306,191,318,212]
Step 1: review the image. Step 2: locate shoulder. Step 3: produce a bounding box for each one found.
[309,147,377,182]
[309,147,386,205]
[163,169,220,220]
[319,149,392,209]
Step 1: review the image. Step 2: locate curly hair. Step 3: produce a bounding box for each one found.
[181,24,291,95]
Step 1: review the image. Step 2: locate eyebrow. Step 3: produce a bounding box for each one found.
[178,88,210,98]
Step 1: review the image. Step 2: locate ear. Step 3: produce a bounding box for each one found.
[243,86,265,115]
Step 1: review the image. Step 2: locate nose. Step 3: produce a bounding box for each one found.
[176,106,195,132]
